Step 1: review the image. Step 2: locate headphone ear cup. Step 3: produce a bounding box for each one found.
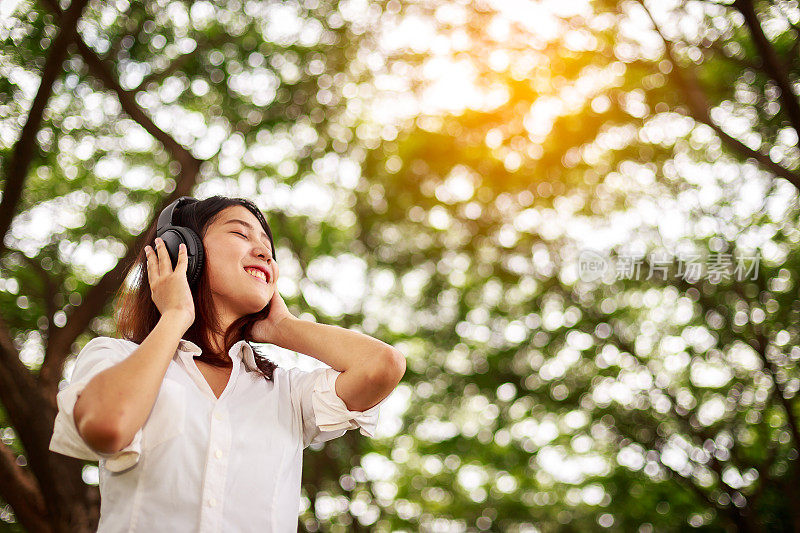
[175,227,204,287]
[158,228,185,270]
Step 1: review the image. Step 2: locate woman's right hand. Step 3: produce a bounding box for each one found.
[145,237,195,331]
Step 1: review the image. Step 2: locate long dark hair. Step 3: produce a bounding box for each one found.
[113,196,278,381]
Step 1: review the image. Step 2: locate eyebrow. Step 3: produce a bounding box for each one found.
[223,219,272,250]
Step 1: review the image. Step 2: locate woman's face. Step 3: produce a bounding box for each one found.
[202,205,278,321]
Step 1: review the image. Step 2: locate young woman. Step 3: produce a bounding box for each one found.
[49,196,405,532]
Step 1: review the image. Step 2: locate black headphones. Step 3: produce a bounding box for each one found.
[155,196,205,287]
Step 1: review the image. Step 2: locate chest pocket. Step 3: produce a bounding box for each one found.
[143,379,186,449]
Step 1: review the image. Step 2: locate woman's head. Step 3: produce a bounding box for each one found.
[203,203,279,320]
[115,196,279,380]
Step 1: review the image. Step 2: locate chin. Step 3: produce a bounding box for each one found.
[241,295,272,314]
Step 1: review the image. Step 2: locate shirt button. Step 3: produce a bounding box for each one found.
[215,449,223,459]
[214,411,224,420]
[208,497,217,507]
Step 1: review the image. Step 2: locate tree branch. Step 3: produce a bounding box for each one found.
[37,192,194,408]
[733,0,800,138]
[35,0,204,405]
[0,440,49,533]
[768,0,800,36]
[131,32,229,94]
[699,37,760,72]
[102,0,139,63]
[133,51,195,92]
[750,332,800,453]
[0,0,102,507]
[72,40,202,178]
[767,0,800,70]
[132,33,226,92]
[636,0,800,191]
[610,429,750,530]
[18,254,59,334]
[0,0,90,259]
[37,0,201,181]
[604,326,755,502]
[0,314,98,532]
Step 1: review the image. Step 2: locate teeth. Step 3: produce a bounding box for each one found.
[245,268,267,282]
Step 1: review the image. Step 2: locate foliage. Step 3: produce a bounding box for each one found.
[1,0,799,531]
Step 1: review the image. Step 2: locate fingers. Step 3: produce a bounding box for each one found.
[144,245,158,281]
[176,242,188,272]
[155,237,171,274]
[147,238,188,287]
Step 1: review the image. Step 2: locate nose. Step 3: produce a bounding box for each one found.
[252,242,271,260]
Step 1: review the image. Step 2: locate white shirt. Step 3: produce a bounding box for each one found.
[49,336,383,532]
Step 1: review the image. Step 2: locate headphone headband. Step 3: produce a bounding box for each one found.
[157,196,196,237]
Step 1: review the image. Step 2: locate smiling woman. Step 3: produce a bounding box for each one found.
[115,196,281,377]
[48,195,405,532]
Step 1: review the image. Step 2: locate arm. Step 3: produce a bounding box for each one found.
[73,311,187,454]
[271,317,406,412]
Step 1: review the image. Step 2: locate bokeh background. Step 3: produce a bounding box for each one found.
[1,0,799,531]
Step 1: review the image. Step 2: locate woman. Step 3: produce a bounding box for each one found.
[48,196,405,532]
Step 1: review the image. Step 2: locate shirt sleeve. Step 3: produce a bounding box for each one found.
[288,366,384,449]
[48,337,143,473]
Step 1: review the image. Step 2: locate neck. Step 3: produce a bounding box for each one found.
[208,333,227,357]
[208,305,235,354]
[207,303,247,360]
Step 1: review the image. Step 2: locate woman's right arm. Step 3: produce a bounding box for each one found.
[74,238,195,454]
[72,311,189,454]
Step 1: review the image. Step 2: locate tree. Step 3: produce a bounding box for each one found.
[0,0,398,530]
[4,0,800,531]
[348,0,800,530]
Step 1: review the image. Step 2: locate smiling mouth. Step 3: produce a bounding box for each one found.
[244,268,269,283]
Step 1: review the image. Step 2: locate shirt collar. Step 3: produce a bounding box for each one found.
[176,338,259,373]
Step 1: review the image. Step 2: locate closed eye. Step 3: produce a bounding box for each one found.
[232,231,272,255]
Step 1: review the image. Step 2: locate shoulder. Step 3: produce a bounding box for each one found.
[82,336,138,350]
[77,336,139,360]
[276,365,331,382]
[277,365,340,399]
[68,337,140,382]
[272,365,302,387]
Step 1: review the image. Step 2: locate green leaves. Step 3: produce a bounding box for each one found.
[3,0,800,530]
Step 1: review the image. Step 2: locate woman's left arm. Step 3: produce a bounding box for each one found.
[249,276,405,411]
[271,317,406,411]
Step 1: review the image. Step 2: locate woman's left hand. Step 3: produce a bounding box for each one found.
[247,265,296,345]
